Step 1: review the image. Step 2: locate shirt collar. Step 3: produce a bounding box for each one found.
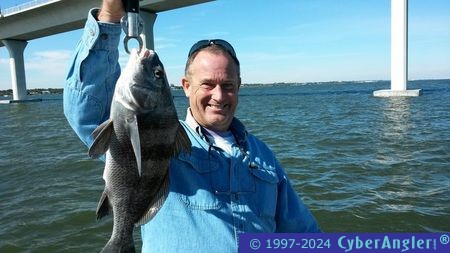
[185,108,203,137]
[184,108,248,149]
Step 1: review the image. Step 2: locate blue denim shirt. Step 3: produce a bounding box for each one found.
[64,9,320,253]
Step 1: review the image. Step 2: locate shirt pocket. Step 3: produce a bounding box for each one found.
[171,151,223,210]
[248,161,280,218]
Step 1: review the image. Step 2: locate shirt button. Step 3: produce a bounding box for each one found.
[249,162,258,169]
[100,33,108,40]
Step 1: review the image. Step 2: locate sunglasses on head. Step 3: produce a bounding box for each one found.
[188,39,239,65]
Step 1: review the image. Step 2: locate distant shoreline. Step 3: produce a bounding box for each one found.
[0,88,63,97]
[0,81,381,96]
[1,79,448,96]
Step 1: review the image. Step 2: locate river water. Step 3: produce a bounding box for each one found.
[1,80,449,252]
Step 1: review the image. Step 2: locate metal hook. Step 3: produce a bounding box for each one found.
[121,12,144,54]
[123,36,144,54]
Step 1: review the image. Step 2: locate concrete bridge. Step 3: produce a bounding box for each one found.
[1,0,420,102]
[0,0,212,102]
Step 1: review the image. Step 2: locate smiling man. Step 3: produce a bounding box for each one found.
[182,41,241,132]
[63,1,321,252]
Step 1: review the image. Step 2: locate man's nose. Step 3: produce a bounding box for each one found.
[211,85,225,101]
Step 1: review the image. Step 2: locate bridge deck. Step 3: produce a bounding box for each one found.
[0,0,212,47]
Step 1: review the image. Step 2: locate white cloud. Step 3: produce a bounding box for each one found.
[26,50,72,70]
[22,50,72,88]
[166,24,185,31]
[155,42,177,51]
[33,50,72,60]
[154,37,179,51]
[202,31,230,38]
[0,57,9,65]
[0,57,12,91]
[0,49,75,89]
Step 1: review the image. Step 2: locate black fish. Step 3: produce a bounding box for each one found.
[89,48,191,253]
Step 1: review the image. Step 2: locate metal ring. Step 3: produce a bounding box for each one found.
[124,36,144,54]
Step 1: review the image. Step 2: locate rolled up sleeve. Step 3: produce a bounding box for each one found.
[63,8,122,148]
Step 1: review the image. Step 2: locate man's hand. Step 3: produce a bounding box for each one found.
[98,0,125,23]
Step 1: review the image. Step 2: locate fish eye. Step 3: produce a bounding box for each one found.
[154,66,164,79]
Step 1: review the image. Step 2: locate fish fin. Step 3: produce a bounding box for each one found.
[127,115,142,177]
[135,174,170,226]
[173,123,192,157]
[88,119,114,159]
[96,191,111,220]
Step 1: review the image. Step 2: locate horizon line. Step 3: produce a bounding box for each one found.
[1,78,450,92]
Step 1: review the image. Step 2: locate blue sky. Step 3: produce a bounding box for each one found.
[1,0,449,90]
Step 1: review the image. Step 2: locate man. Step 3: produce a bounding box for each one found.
[64,0,321,252]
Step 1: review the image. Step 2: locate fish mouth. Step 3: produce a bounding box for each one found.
[140,48,154,58]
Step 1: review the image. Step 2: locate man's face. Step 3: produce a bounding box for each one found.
[182,50,240,132]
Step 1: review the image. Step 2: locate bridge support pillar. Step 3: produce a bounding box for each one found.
[2,39,29,101]
[140,10,157,50]
[373,0,421,97]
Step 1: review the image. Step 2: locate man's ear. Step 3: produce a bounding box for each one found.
[181,77,190,98]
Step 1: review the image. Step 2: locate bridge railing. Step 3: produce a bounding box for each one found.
[1,0,56,17]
